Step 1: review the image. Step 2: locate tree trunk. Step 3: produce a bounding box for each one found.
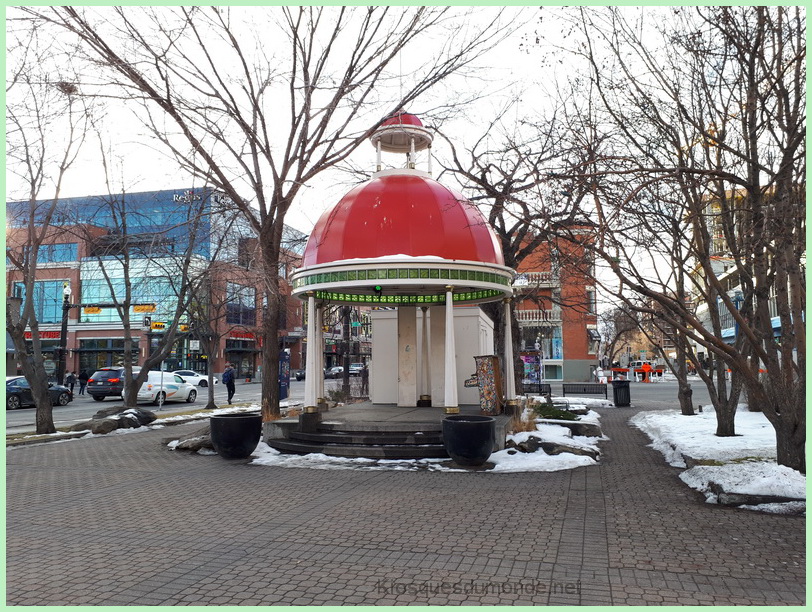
[260,245,282,421]
[775,419,806,474]
[677,381,694,416]
[674,330,695,416]
[714,399,737,437]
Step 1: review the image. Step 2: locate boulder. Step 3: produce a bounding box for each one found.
[67,408,157,435]
[506,435,599,460]
[90,419,119,435]
[93,407,157,425]
[166,425,214,452]
[538,441,599,460]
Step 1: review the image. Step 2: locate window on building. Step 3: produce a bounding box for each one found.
[31,243,79,263]
[587,328,601,354]
[226,283,256,326]
[13,281,65,324]
[79,276,177,323]
[237,238,256,269]
[586,287,597,314]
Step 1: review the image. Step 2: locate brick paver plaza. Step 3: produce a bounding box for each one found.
[6,399,805,605]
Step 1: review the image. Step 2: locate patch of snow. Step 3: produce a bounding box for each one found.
[631,406,805,512]
[680,462,806,500]
[630,406,776,465]
[488,448,596,472]
[250,443,463,472]
[738,501,806,515]
[82,425,154,438]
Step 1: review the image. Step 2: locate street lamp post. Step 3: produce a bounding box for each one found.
[732,290,744,341]
[56,282,72,384]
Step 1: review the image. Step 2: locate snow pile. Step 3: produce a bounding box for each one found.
[679,462,806,501]
[527,395,613,410]
[631,405,805,514]
[630,404,773,467]
[251,443,465,472]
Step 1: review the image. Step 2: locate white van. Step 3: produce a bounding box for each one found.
[133,371,197,405]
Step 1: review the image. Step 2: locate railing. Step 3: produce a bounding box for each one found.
[514,308,562,323]
[512,271,559,288]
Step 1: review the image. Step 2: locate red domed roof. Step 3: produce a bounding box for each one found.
[302,173,504,267]
[381,110,424,127]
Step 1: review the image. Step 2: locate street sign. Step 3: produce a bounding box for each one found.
[133,304,156,313]
[143,316,152,329]
[189,340,200,351]
[83,306,102,314]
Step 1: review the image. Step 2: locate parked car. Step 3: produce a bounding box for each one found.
[131,371,197,405]
[325,366,344,379]
[6,376,73,410]
[292,369,305,381]
[87,366,141,401]
[349,363,364,376]
[172,370,218,387]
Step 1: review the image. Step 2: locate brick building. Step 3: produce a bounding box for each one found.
[6,187,303,380]
[512,228,599,382]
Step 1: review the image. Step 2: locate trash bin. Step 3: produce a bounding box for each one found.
[611,380,631,406]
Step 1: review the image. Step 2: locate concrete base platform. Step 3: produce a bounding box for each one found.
[265,401,511,459]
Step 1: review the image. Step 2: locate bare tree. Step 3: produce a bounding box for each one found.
[62,181,215,407]
[5,25,92,433]
[436,97,590,390]
[548,6,805,471]
[25,5,515,423]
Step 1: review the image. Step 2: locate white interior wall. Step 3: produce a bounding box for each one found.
[371,305,494,406]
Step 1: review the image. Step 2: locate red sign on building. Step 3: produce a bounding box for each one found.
[24,331,61,339]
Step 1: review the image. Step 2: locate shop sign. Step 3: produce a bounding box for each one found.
[24,331,60,339]
[229,331,255,340]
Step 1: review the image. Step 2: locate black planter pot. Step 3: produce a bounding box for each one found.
[210,413,262,459]
[442,415,496,467]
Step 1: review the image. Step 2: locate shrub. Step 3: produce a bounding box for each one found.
[530,402,578,421]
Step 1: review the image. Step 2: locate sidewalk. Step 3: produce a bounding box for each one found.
[6,399,805,605]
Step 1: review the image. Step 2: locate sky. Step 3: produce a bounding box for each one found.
[5,6,549,235]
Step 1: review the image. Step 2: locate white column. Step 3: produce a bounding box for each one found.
[420,306,431,400]
[444,286,459,414]
[503,298,516,401]
[315,303,325,401]
[397,307,418,406]
[304,293,318,408]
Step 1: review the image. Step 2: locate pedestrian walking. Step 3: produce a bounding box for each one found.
[78,370,89,395]
[361,364,369,396]
[222,363,236,403]
[65,371,76,394]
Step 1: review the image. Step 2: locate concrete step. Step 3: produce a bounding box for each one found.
[267,437,449,460]
[290,430,444,445]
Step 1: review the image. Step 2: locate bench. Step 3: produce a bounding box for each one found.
[523,382,552,396]
[561,383,608,399]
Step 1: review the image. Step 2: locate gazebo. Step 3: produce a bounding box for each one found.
[290,110,517,414]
